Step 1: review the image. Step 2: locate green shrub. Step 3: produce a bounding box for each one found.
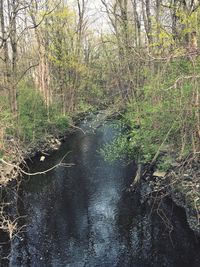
[100,134,130,163]
[18,85,71,141]
[100,58,197,165]
[18,86,48,142]
[156,155,173,171]
[0,149,4,159]
[77,100,94,113]
[47,115,70,134]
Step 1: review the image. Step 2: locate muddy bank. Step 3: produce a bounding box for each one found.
[167,158,200,236]
[145,157,200,237]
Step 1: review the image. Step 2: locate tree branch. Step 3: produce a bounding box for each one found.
[0,152,74,177]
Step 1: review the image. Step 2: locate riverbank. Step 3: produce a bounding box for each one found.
[143,155,200,237]
[2,117,200,267]
[0,130,70,255]
[0,111,200,246]
[0,111,123,264]
[0,134,64,186]
[167,157,200,236]
[0,110,91,186]
[0,111,83,250]
[0,109,121,186]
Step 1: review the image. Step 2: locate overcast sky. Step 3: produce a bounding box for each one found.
[68,0,110,33]
[88,0,109,32]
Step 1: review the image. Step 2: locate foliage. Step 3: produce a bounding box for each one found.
[100,134,129,163]
[101,56,199,165]
[18,83,70,142]
[156,155,174,172]
[1,0,200,168]
[47,112,70,134]
[76,100,95,113]
[18,85,48,141]
[0,97,15,158]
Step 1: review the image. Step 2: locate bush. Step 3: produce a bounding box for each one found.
[18,85,71,141]
[46,114,70,134]
[18,86,48,142]
[100,58,198,165]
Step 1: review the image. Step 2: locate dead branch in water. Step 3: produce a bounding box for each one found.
[69,123,86,134]
[0,152,74,177]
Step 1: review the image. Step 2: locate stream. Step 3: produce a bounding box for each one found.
[5,118,200,266]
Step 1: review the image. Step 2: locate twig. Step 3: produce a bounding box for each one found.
[0,152,74,176]
[69,123,86,134]
[151,124,175,167]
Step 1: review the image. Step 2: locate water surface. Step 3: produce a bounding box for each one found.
[8,121,200,267]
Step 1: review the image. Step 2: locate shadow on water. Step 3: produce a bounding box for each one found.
[5,120,200,267]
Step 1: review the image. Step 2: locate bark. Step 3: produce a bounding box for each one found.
[155,0,161,41]
[171,0,179,41]
[77,0,85,42]
[131,0,141,47]
[144,0,153,44]
[9,0,18,117]
[30,11,51,109]
[0,0,10,86]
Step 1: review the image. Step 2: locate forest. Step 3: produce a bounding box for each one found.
[0,1,200,265]
[0,0,199,179]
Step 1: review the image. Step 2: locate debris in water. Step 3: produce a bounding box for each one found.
[40,156,45,162]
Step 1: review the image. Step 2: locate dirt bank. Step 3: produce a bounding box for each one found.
[145,156,200,236]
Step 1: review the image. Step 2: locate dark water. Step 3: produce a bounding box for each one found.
[7,120,200,267]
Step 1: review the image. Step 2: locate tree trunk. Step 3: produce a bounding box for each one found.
[31,12,51,110]
[144,0,153,45]
[9,0,18,118]
[0,0,10,87]
[171,0,178,41]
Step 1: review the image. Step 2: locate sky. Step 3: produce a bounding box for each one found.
[68,0,110,33]
[87,0,109,32]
